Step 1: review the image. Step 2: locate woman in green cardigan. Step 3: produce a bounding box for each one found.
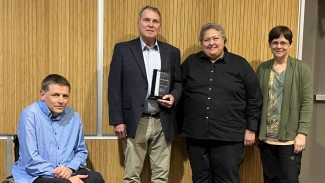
[256,26,313,183]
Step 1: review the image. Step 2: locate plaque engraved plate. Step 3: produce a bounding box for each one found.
[149,69,170,99]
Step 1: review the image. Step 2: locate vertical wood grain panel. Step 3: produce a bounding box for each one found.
[240,146,264,182]
[86,139,125,182]
[0,140,6,179]
[0,0,98,134]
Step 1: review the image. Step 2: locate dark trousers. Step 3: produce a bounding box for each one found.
[33,168,105,183]
[259,140,302,183]
[186,138,244,183]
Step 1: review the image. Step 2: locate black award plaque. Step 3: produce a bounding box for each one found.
[149,69,170,99]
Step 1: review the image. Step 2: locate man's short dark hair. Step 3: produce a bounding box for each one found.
[268,25,293,44]
[41,74,71,92]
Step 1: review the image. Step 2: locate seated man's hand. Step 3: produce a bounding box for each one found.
[69,175,89,183]
[53,166,73,179]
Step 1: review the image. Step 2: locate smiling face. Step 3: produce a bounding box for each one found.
[40,84,70,118]
[269,34,292,60]
[138,8,161,46]
[201,28,225,61]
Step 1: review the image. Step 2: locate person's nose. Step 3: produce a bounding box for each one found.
[148,21,154,27]
[57,96,64,103]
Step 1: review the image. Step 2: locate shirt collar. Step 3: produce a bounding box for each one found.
[140,38,159,51]
[200,47,229,63]
[38,100,65,121]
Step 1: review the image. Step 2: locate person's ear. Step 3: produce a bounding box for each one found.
[40,90,45,101]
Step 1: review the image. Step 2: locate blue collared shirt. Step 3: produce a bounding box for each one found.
[140,38,161,113]
[12,100,88,183]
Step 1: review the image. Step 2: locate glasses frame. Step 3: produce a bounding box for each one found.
[270,41,290,47]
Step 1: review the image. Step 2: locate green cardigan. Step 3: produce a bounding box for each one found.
[256,56,313,141]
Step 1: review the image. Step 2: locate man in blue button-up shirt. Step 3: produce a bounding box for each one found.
[12,74,104,183]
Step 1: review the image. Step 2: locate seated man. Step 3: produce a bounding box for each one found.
[12,74,104,183]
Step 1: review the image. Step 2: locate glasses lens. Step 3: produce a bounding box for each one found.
[272,41,289,47]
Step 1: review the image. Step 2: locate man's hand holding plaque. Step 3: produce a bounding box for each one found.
[157,94,174,108]
[149,69,174,108]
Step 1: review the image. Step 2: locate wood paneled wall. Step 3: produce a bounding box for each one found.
[0,140,6,179]
[0,0,299,182]
[0,0,98,134]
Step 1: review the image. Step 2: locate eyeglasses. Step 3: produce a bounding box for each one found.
[270,41,290,47]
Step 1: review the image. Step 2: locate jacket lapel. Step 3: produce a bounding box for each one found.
[130,39,170,81]
[130,38,147,79]
[158,42,170,74]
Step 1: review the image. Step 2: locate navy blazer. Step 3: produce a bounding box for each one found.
[108,38,182,142]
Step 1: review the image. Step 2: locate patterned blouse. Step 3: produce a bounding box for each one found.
[266,69,286,141]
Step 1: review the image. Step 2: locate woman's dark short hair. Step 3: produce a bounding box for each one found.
[268,25,293,44]
[41,74,71,92]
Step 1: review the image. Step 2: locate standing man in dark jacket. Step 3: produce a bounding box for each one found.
[108,6,182,183]
[181,23,262,183]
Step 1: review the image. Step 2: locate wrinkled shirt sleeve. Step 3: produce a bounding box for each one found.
[18,112,55,177]
[66,121,88,171]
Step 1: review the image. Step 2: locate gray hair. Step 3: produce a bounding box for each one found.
[138,6,162,24]
[199,23,227,44]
